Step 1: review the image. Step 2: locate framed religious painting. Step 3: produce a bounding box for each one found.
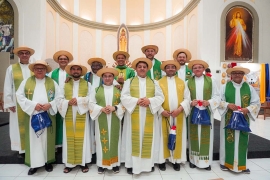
[225,6,253,61]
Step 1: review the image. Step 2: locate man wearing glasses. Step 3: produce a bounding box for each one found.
[4,46,35,157]
[218,66,260,174]
[186,60,220,171]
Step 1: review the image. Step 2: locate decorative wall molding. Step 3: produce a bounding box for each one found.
[47,0,200,32]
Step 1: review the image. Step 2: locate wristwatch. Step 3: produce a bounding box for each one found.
[114,106,118,111]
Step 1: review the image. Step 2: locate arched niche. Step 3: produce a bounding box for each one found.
[220,1,259,63]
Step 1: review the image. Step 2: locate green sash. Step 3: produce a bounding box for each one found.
[147,58,162,80]
[188,75,212,159]
[64,79,88,164]
[130,76,155,158]
[95,85,121,165]
[159,76,185,159]
[51,68,68,84]
[24,76,56,166]
[224,81,251,171]
[12,63,33,151]
[175,65,192,81]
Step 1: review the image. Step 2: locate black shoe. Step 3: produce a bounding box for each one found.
[28,168,38,175]
[127,168,133,175]
[186,149,190,162]
[158,163,166,171]
[189,162,196,168]
[173,163,180,171]
[151,166,155,172]
[98,167,105,174]
[205,166,211,171]
[242,169,250,174]
[112,166,120,173]
[220,164,229,171]
[45,163,53,172]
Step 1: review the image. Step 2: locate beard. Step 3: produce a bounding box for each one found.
[72,74,81,78]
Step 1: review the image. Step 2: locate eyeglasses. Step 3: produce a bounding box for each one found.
[18,52,30,56]
[231,72,244,75]
[34,68,46,71]
[192,66,204,70]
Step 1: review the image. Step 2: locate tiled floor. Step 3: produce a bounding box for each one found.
[0,116,269,180]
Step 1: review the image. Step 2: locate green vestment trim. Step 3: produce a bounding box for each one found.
[64,79,88,164]
[95,85,121,165]
[224,81,251,171]
[188,75,212,159]
[115,66,135,81]
[130,76,155,158]
[24,76,56,166]
[147,58,162,80]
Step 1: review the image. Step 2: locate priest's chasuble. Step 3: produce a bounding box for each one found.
[58,79,92,167]
[218,80,260,172]
[158,76,191,164]
[89,85,124,169]
[16,76,59,168]
[121,76,164,174]
[187,75,220,168]
[4,63,32,153]
[147,58,162,80]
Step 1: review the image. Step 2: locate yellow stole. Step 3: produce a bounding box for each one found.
[159,76,185,159]
[130,76,155,158]
[64,79,88,164]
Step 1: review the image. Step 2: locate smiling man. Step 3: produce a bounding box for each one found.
[173,48,193,81]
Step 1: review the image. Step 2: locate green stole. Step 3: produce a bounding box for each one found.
[158,76,185,159]
[64,79,88,164]
[175,65,192,81]
[51,68,68,84]
[224,81,251,171]
[95,85,121,165]
[12,63,33,151]
[130,76,155,158]
[188,75,212,160]
[115,65,135,80]
[147,58,162,80]
[24,76,56,166]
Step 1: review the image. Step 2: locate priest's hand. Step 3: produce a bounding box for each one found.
[161,110,171,117]
[106,105,116,112]
[191,99,198,106]
[139,97,150,107]
[42,103,51,111]
[65,77,72,83]
[115,85,122,90]
[68,98,77,106]
[240,108,249,115]
[35,103,43,111]
[171,106,183,118]
[227,103,238,111]
[117,77,124,84]
[202,100,210,107]
[9,106,16,113]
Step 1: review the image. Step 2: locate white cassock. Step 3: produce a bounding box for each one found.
[58,80,92,167]
[47,68,67,89]
[120,76,164,174]
[158,76,191,164]
[187,75,220,168]
[16,78,60,168]
[177,65,187,81]
[89,84,125,169]
[218,80,260,172]
[4,63,31,153]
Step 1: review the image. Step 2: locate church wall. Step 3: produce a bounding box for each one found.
[150,0,166,23]
[172,0,184,16]
[79,0,96,21]
[102,0,120,25]
[126,0,144,25]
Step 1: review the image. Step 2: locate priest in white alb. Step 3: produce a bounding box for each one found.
[157,60,191,171]
[57,62,92,173]
[121,58,164,175]
[16,60,60,175]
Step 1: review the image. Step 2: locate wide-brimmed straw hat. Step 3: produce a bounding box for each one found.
[113,51,130,61]
[65,62,87,76]
[53,50,73,63]
[87,58,106,66]
[173,48,192,62]
[13,46,35,56]
[131,58,152,71]
[188,59,209,69]
[226,66,250,75]
[96,67,119,77]
[29,60,52,73]
[160,60,180,71]
[141,45,159,54]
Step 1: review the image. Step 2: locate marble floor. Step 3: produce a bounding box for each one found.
[0,115,269,180]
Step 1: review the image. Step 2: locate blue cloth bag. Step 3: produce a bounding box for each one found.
[224,111,251,132]
[168,125,176,151]
[31,111,52,136]
[191,106,211,125]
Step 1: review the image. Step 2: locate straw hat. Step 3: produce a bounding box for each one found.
[160,60,180,71]
[226,66,250,75]
[131,58,152,71]
[187,60,209,69]
[87,58,106,66]
[53,50,73,63]
[96,67,119,77]
[173,48,192,61]
[141,45,159,54]
[13,46,35,56]
[65,62,87,76]
[113,51,130,61]
[29,60,52,73]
